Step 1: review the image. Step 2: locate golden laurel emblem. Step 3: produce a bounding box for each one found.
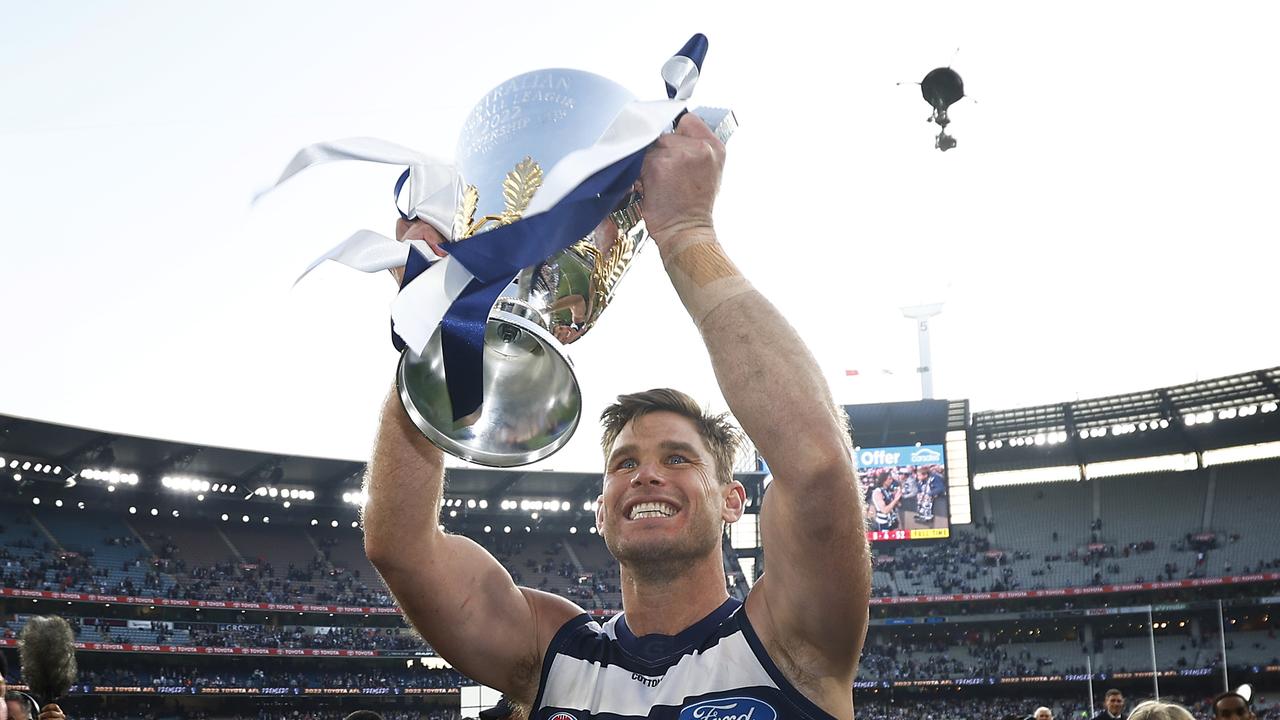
[453,156,544,239]
[572,230,636,318]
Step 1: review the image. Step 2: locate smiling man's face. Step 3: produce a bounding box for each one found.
[598,411,740,579]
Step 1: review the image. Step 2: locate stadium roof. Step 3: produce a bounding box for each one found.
[0,413,762,510]
[970,366,1280,474]
[2,366,1278,506]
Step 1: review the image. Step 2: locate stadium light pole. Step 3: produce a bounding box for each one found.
[1147,605,1160,700]
[1086,654,1095,717]
[901,303,943,400]
[1217,599,1230,692]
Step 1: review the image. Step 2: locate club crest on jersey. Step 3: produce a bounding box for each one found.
[679,697,777,720]
[548,713,576,720]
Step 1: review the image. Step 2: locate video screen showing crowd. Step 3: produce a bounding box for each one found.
[855,444,950,541]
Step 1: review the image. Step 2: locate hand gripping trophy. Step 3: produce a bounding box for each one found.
[268,36,735,467]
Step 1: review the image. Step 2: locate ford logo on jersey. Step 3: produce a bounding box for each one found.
[679,697,777,720]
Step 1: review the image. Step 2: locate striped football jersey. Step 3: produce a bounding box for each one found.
[530,598,837,719]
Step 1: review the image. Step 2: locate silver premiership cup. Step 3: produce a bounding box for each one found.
[397,69,735,468]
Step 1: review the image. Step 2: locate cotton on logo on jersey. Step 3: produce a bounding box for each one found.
[679,697,777,720]
[631,672,662,687]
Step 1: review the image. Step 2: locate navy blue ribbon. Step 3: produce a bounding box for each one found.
[393,168,412,221]
[436,147,648,420]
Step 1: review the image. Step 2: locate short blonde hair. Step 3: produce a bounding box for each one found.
[1128,701,1196,720]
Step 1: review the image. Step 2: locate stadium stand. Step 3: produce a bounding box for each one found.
[316,529,380,582]
[221,523,318,568]
[130,514,237,568]
[3,461,1279,607]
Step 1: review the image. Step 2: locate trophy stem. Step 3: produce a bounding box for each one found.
[515,267,536,302]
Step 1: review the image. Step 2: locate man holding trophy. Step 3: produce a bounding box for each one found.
[278,36,870,720]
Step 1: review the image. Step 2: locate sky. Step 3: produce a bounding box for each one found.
[2,1,1278,472]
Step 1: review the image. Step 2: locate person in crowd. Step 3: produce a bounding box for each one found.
[1035,706,1053,720]
[1211,692,1256,720]
[872,471,904,531]
[1126,700,1195,720]
[913,465,936,522]
[0,652,65,720]
[898,467,918,516]
[1091,689,1126,720]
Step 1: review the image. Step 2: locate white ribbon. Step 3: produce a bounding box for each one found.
[528,98,685,215]
[661,56,700,101]
[267,137,458,236]
[293,231,436,286]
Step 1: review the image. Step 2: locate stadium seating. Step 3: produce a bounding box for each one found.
[31,507,155,594]
[4,461,1279,605]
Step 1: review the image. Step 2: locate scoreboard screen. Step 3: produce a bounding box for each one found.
[855,444,951,542]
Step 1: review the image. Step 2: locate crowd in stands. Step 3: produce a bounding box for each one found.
[4,521,1279,643]
[59,695,1280,720]
[858,697,1091,720]
[1,536,149,597]
[857,623,1280,680]
[486,535,622,611]
[72,709,458,720]
[187,624,423,652]
[5,468,1280,611]
[874,522,1280,598]
[260,713,457,720]
[75,665,467,690]
[155,556,393,608]
[1,518,634,610]
[875,526,1023,596]
[9,607,1268,681]
[857,636,1091,680]
[854,696,1280,720]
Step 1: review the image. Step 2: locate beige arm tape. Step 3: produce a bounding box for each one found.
[662,240,757,328]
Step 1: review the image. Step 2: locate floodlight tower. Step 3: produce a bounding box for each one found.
[901,303,944,400]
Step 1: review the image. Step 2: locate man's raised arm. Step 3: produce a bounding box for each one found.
[640,115,872,682]
[362,223,581,704]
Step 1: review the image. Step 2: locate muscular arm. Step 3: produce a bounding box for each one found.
[641,117,871,685]
[674,248,871,670]
[363,223,581,702]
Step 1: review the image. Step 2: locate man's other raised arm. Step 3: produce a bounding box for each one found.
[363,223,581,703]
[641,116,871,678]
